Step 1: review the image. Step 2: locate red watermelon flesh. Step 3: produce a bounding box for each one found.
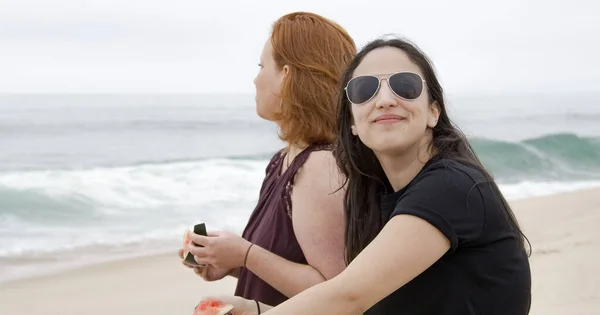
[193,299,234,315]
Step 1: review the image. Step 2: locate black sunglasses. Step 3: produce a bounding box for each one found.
[344,72,426,105]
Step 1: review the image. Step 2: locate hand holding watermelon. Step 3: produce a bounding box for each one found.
[187,230,252,270]
[178,248,232,281]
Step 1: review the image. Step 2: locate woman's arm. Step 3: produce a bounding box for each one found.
[261,214,451,314]
[189,151,346,297]
[244,151,346,297]
[228,267,240,278]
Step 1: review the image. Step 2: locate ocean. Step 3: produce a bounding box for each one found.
[1,93,600,283]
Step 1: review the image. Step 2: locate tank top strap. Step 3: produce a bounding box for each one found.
[281,143,333,217]
[265,149,285,178]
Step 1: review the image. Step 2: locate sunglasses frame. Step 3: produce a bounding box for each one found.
[344,71,426,105]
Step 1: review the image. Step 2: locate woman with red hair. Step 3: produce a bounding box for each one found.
[180,11,356,309]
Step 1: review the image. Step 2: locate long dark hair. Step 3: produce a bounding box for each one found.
[333,36,531,264]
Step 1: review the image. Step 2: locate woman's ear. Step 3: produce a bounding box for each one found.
[282,65,290,77]
[351,125,358,136]
[428,101,440,128]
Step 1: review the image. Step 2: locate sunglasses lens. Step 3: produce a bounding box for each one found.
[346,76,379,104]
[389,73,423,100]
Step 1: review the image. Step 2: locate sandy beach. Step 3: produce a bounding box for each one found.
[1,188,598,315]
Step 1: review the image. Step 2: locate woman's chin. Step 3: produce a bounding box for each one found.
[255,108,273,121]
[255,103,279,121]
[363,135,410,154]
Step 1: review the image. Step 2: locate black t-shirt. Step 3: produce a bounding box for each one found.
[366,156,531,315]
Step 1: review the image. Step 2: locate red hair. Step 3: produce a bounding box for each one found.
[271,12,356,146]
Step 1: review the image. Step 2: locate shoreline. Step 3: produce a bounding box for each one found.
[2,185,597,285]
[1,187,598,315]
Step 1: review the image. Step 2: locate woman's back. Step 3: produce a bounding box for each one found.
[235,144,333,306]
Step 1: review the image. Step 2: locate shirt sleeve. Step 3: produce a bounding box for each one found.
[390,164,486,252]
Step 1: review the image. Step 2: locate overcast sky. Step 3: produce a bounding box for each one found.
[0,0,598,95]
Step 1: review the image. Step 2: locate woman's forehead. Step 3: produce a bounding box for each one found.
[353,47,422,77]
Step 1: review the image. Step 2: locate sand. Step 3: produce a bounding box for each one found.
[515,188,600,315]
[1,188,598,315]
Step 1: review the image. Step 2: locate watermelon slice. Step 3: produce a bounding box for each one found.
[193,299,234,315]
[182,223,207,267]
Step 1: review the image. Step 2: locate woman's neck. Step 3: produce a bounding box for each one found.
[286,143,307,159]
[376,135,435,192]
[281,142,308,171]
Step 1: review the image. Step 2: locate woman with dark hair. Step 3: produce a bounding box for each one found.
[201,36,532,315]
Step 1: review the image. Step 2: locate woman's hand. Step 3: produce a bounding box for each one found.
[197,265,233,282]
[178,248,232,281]
[195,296,260,315]
[188,230,252,270]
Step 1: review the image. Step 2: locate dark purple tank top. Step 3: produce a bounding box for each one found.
[234,144,331,306]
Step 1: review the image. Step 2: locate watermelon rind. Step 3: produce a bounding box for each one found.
[183,223,207,267]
